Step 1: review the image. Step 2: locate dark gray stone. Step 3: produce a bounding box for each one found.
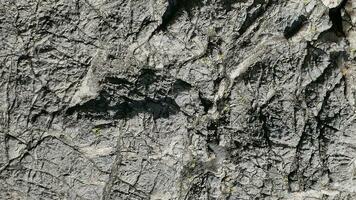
[1,0,356,199]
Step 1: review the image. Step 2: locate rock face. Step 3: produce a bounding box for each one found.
[321,0,343,8]
[0,0,356,199]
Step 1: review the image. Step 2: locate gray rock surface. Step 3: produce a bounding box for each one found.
[1,0,356,199]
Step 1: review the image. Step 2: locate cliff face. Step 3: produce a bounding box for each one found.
[1,0,356,199]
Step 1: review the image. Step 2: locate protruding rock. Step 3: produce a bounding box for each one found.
[321,0,343,8]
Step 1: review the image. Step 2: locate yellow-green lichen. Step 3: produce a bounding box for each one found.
[350,48,356,57]
[92,128,101,136]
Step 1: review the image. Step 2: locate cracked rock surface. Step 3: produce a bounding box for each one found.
[1,0,356,199]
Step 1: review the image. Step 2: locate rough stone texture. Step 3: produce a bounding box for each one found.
[0,0,356,199]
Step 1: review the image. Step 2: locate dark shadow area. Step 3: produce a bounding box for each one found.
[238,0,271,35]
[170,79,192,94]
[329,0,347,37]
[283,15,307,39]
[65,91,180,120]
[66,69,185,120]
[199,92,213,113]
[156,0,203,32]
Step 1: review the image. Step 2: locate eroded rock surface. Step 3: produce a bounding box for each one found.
[1,0,356,199]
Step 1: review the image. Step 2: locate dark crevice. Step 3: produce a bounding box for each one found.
[283,15,307,39]
[220,0,234,12]
[135,68,157,87]
[207,120,220,146]
[65,92,180,120]
[104,77,132,86]
[245,107,274,149]
[65,68,193,121]
[178,0,204,19]
[158,0,180,32]
[130,96,180,119]
[170,79,192,94]
[328,0,347,37]
[152,0,203,35]
[213,77,224,93]
[258,111,273,148]
[207,121,218,131]
[65,93,130,119]
[238,0,271,36]
[136,16,156,36]
[206,106,230,147]
[198,92,213,112]
[30,109,49,123]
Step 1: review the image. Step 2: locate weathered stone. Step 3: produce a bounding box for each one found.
[321,0,343,8]
[1,0,356,199]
